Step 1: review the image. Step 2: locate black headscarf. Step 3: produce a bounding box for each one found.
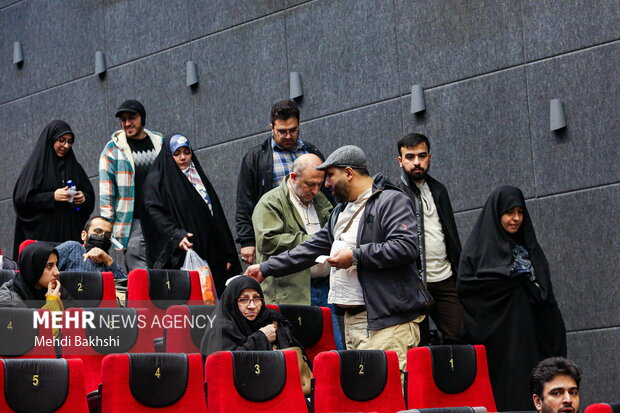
[458,186,566,411]
[141,134,241,295]
[12,120,95,259]
[9,241,73,307]
[200,276,295,356]
[458,185,553,298]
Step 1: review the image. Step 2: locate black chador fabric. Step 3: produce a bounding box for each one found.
[12,120,94,258]
[141,135,241,295]
[458,186,566,411]
[200,276,296,356]
[10,242,72,306]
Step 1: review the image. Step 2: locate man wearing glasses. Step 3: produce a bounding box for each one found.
[236,99,330,265]
[56,216,126,279]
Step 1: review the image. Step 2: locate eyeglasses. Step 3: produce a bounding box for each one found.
[237,297,263,306]
[274,127,299,137]
[56,138,74,146]
[91,228,112,239]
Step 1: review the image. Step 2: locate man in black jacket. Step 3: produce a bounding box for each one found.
[246,145,427,370]
[397,133,464,344]
[236,100,328,264]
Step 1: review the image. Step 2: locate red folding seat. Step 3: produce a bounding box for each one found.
[18,239,37,257]
[313,350,405,413]
[205,350,307,412]
[127,269,203,339]
[100,353,207,412]
[406,345,496,411]
[0,358,88,412]
[267,304,336,362]
[164,304,215,353]
[62,307,154,392]
[59,271,118,308]
[0,308,55,358]
[585,403,620,413]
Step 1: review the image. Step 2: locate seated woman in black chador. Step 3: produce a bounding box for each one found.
[458,186,566,411]
[13,120,94,258]
[141,134,241,296]
[200,276,298,356]
[0,242,73,313]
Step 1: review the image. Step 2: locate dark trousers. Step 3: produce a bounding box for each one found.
[420,276,464,345]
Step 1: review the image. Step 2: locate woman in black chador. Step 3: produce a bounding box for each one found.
[141,134,241,295]
[458,186,566,411]
[13,120,95,258]
[200,276,297,356]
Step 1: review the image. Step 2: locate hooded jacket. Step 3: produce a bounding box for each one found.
[260,174,425,330]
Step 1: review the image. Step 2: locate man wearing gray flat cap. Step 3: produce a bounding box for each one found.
[246,145,427,371]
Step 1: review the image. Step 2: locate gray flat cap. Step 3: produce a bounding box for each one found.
[316,145,368,171]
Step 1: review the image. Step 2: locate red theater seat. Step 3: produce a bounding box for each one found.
[585,403,620,413]
[59,271,118,308]
[18,239,37,258]
[127,269,203,338]
[0,308,55,358]
[0,358,88,412]
[406,345,496,411]
[62,307,154,392]
[205,350,307,413]
[313,350,405,413]
[164,304,215,353]
[100,353,207,412]
[267,304,336,362]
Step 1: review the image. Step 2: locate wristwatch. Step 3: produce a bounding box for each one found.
[350,248,358,267]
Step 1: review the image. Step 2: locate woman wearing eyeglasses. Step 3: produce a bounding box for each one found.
[13,120,94,258]
[200,276,298,355]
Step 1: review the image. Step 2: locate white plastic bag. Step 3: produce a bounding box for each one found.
[181,249,218,305]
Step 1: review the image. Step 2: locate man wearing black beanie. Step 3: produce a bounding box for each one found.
[98,99,164,271]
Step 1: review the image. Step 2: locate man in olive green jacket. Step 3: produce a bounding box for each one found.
[252,154,332,305]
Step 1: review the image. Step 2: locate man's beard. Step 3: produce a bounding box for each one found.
[405,167,427,182]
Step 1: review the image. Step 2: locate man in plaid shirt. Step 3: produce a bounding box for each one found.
[98,100,164,271]
[236,100,331,264]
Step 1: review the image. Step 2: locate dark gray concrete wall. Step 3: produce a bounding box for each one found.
[1,0,618,404]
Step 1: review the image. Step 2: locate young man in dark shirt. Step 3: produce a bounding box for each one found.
[98,100,163,271]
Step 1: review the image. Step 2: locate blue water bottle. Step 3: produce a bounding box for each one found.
[66,180,81,211]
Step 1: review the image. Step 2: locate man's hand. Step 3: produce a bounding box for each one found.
[240,246,256,264]
[84,247,113,267]
[73,191,86,205]
[179,233,194,251]
[327,248,354,270]
[54,187,71,202]
[244,265,264,283]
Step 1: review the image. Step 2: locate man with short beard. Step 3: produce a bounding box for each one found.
[99,100,164,270]
[56,216,125,279]
[396,132,464,345]
[246,145,425,371]
[530,357,581,413]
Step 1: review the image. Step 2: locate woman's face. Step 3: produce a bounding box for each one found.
[35,252,60,290]
[173,147,192,170]
[501,206,524,234]
[237,288,263,321]
[53,133,74,158]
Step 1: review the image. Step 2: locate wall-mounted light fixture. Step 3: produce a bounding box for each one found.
[289,72,303,99]
[13,41,23,65]
[410,84,426,114]
[95,51,107,77]
[186,61,199,87]
[549,99,566,131]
